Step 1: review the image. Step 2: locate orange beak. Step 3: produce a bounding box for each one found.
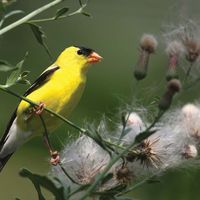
[88,52,103,63]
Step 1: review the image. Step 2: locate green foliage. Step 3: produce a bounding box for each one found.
[0,10,24,28]
[0,53,30,88]
[0,60,15,72]
[19,168,66,200]
[54,7,69,20]
[28,23,52,59]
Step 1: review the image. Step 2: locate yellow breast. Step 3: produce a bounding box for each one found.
[17,66,87,134]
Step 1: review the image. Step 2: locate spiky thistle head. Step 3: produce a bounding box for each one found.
[126,137,162,168]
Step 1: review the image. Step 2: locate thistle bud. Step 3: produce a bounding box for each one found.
[159,79,181,111]
[134,34,158,80]
[165,41,184,81]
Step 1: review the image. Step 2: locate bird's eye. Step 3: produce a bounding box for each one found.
[77,50,83,55]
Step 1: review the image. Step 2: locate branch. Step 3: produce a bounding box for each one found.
[28,2,91,24]
[0,0,66,36]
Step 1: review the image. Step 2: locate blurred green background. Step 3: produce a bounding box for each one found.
[1,0,200,199]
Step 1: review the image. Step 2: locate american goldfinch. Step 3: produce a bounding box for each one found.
[0,46,102,172]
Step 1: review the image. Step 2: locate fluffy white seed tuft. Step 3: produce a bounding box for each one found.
[165,40,185,57]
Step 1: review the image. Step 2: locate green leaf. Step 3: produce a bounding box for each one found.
[28,23,44,45]
[78,0,83,7]
[81,11,91,17]
[17,70,31,85]
[5,52,28,87]
[19,168,66,200]
[0,10,24,28]
[0,60,16,72]
[28,23,52,59]
[4,10,24,18]
[54,7,69,20]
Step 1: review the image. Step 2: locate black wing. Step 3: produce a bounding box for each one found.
[0,66,60,147]
[24,66,60,96]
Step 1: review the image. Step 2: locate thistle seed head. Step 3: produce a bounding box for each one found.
[126,112,143,126]
[166,40,185,57]
[182,144,198,159]
[182,103,200,118]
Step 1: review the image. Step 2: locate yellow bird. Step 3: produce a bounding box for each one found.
[0,46,102,172]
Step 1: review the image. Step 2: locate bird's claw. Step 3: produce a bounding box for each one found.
[34,102,45,115]
[50,151,60,166]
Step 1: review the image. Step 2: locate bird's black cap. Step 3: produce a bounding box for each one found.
[74,46,94,57]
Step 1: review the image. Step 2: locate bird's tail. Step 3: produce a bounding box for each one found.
[0,118,27,173]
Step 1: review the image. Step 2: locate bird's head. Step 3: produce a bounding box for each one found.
[56,46,102,73]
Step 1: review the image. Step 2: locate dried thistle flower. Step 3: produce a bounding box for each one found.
[159,79,181,111]
[134,34,158,80]
[182,144,198,159]
[165,40,185,81]
[126,138,162,168]
[114,164,134,184]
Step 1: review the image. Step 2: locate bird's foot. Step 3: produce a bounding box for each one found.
[33,102,45,115]
[50,151,60,166]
